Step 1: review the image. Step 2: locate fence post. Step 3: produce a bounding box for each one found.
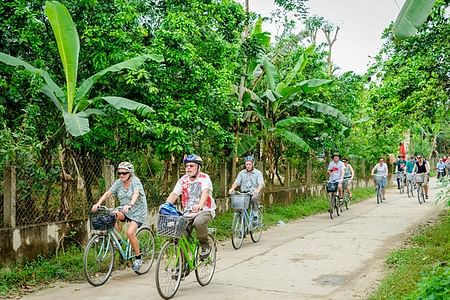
[220,161,228,198]
[4,165,16,228]
[306,160,312,185]
[102,161,115,208]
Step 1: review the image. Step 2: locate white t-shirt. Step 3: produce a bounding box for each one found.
[172,172,216,216]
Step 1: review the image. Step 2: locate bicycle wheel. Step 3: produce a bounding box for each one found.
[328,193,334,219]
[250,206,263,243]
[83,234,115,287]
[407,182,411,197]
[399,179,404,194]
[343,192,349,210]
[195,233,217,286]
[155,240,182,300]
[417,185,423,204]
[132,226,156,275]
[334,195,340,216]
[231,211,245,249]
[376,185,381,204]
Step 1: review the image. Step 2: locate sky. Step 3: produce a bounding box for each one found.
[238,0,405,74]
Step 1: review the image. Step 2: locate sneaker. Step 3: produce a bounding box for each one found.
[200,246,211,259]
[132,259,143,271]
[425,195,429,199]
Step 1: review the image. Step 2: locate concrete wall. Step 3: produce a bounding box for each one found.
[0,220,89,266]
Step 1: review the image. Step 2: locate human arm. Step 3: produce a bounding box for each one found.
[228,182,239,194]
[166,192,179,205]
[92,190,112,211]
[370,164,377,176]
[349,165,355,179]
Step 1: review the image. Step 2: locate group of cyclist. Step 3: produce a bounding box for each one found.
[327,152,443,206]
[91,154,264,272]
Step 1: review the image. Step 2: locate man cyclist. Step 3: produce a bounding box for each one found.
[165,154,216,258]
[394,155,407,190]
[327,153,345,205]
[413,155,430,199]
[436,158,447,179]
[341,158,355,199]
[371,157,388,200]
[228,155,264,223]
[92,162,148,272]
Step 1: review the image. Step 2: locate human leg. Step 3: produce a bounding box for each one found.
[193,211,213,249]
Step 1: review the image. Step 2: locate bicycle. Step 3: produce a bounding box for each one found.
[342,178,353,210]
[415,173,426,204]
[155,214,217,299]
[373,175,385,204]
[326,181,341,219]
[83,206,156,287]
[396,172,405,194]
[230,192,264,249]
[406,173,415,198]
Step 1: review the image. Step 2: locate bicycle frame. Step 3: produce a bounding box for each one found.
[176,234,199,271]
[108,228,132,260]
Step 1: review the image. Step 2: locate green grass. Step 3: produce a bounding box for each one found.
[0,186,375,296]
[369,211,450,300]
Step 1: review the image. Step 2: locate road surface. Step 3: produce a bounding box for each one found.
[22,180,445,300]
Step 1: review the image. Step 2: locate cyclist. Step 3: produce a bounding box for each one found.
[327,153,345,205]
[413,155,430,199]
[405,156,416,185]
[436,158,446,179]
[394,155,407,189]
[228,155,264,223]
[341,158,355,199]
[92,162,148,271]
[371,157,388,200]
[165,154,216,259]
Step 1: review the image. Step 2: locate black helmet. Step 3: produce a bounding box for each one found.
[183,154,203,166]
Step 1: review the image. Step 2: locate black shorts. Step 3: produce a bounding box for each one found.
[116,211,143,228]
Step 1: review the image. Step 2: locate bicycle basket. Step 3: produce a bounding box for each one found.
[326,182,338,193]
[231,193,250,210]
[415,174,425,183]
[157,215,186,237]
[373,175,384,184]
[90,212,116,230]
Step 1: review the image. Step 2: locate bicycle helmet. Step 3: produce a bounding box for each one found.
[117,161,134,175]
[244,155,255,162]
[332,152,340,158]
[183,154,203,166]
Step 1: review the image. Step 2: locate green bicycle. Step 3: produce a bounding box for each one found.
[155,214,217,299]
[83,206,156,287]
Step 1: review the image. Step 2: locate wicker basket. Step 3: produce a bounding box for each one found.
[415,174,425,183]
[326,182,338,193]
[157,215,186,237]
[90,211,116,231]
[231,193,250,210]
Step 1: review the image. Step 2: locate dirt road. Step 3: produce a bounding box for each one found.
[22,180,444,300]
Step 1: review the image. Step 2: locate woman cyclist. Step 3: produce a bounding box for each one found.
[92,162,148,272]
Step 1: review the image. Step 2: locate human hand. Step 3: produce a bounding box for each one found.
[91,203,100,212]
[228,189,234,195]
[192,204,202,213]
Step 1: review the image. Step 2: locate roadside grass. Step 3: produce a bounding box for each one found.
[0,186,375,296]
[369,210,450,300]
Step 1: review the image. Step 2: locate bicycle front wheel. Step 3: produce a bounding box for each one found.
[195,233,217,286]
[83,234,115,287]
[334,195,340,216]
[250,206,264,243]
[376,185,382,204]
[155,240,182,300]
[417,185,424,204]
[133,226,156,275]
[344,192,350,210]
[231,211,245,249]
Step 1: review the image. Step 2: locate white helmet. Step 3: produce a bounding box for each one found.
[117,161,134,175]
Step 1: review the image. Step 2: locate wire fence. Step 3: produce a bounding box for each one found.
[1,155,370,229]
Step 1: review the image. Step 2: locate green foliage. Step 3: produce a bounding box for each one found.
[370,211,450,299]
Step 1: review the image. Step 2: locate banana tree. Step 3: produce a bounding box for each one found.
[240,45,351,184]
[393,0,436,40]
[0,1,163,137]
[0,1,162,218]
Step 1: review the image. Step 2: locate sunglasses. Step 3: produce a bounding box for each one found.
[185,164,197,168]
[117,172,129,175]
